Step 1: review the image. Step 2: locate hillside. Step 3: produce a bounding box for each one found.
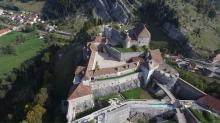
[0,0,220,122]
[1,0,220,57]
[0,0,45,13]
[164,0,220,57]
[42,0,220,58]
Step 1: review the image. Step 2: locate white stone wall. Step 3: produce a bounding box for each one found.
[120,52,143,61]
[91,52,98,70]
[82,79,91,86]
[66,94,94,122]
[140,65,149,85]
[93,67,138,80]
[152,70,177,90]
[137,37,151,47]
[91,72,140,90]
[105,105,131,123]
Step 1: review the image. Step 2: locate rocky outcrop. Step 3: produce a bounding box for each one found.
[163,23,187,42]
[92,0,133,23]
[162,23,193,57]
[43,0,134,23]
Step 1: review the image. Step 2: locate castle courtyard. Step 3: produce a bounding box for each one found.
[94,52,126,69]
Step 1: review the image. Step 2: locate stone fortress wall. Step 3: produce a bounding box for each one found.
[172,78,206,100]
[104,45,143,61]
[91,72,141,97]
[149,69,206,100]
[66,94,94,122]
[152,70,178,90]
[91,62,139,80]
[100,103,175,123]
[150,72,206,100]
[136,36,151,46]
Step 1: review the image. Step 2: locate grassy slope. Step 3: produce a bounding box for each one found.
[165,0,220,56]
[189,108,220,123]
[0,31,45,77]
[13,1,45,13]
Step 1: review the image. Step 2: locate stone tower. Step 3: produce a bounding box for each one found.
[123,32,131,48]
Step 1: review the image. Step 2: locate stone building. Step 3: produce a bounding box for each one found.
[63,26,184,122]
[65,34,146,121]
[124,23,151,48]
[153,63,179,90]
[103,23,151,48]
[65,84,94,123]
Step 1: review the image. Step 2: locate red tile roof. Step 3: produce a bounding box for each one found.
[197,95,220,113]
[68,84,92,100]
[0,28,10,35]
[150,49,163,64]
[129,57,145,63]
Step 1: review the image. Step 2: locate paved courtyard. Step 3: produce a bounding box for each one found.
[94,52,126,69]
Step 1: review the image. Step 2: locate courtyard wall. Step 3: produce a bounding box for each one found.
[104,45,143,61]
[91,72,141,97]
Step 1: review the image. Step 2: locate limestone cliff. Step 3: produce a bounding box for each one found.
[92,0,133,23]
[43,0,136,23]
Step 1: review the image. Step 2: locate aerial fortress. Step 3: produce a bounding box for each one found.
[62,24,220,123]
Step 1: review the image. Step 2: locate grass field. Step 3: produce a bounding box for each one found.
[121,87,154,99]
[13,1,45,13]
[0,31,45,77]
[165,0,220,56]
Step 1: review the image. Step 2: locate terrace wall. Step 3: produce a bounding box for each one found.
[173,78,206,100]
[92,66,138,80]
[91,72,141,97]
[66,94,94,122]
[121,52,143,61]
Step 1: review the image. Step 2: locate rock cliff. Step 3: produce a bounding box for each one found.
[92,0,133,23]
[43,0,135,23]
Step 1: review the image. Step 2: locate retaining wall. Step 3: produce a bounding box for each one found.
[173,78,206,100]
[91,73,141,97]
